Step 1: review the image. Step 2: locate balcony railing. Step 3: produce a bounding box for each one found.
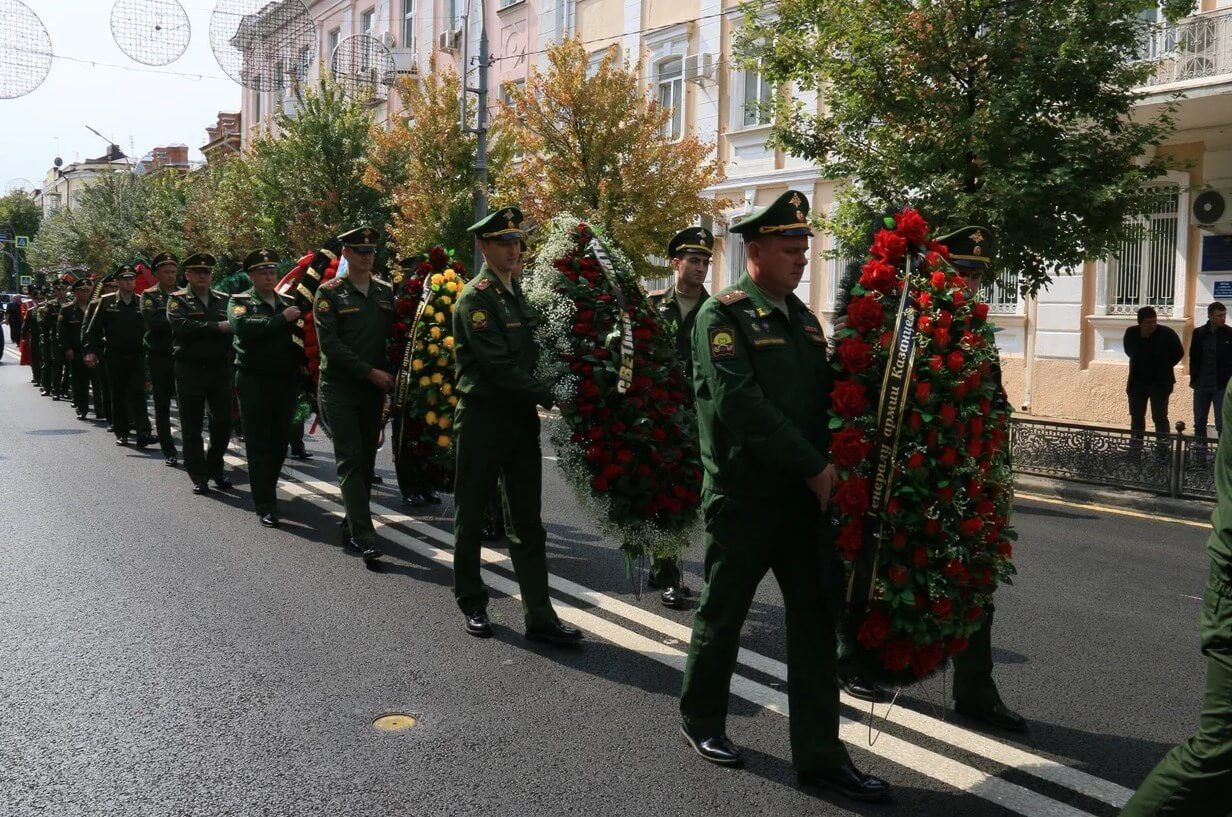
[1138,10,1232,88]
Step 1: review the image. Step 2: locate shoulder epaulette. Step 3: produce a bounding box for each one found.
[210,289,227,298]
[649,288,667,298]
[231,291,253,300]
[472,278,492,291]
[172,288,190,297]
[374,277,393,289]
[100,291,117,301]
[716,289,748,306]
[320,278,345,291]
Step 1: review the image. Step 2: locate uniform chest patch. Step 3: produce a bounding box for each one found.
[315,298,330,312]
[232,305,247,316]
[470,309,490,331]
[709,326,737,360]
[752,336,788,349]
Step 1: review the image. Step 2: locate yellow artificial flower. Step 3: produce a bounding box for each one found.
[411,359,425,372]
[444,269,456,281]
[431,273,444,287]
[430,372,444,384]
[425,410,438,425]
[439,295,452,306]
[437,434,451,448]
[429,326,442,339]
[448,395,458,407]
[418,375,431,387]
[436,356,449,367]
[443,336,456,350]
[438,416,451,430]
[434,312,446,324]
[422,305,435,319]
[441,383,453,396]
[427,343,440,356]
[445,281,458,293]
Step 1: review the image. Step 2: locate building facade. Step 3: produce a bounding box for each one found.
[35,145,131,218]
[234,0,1232,427]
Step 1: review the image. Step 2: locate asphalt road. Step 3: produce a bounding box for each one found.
[0,346,1214,817]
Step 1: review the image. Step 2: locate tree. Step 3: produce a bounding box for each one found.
[365,61,512,264]
[0,191,41,290]
[241,77,389,255]
[495,38,725,278]
[28,171,146,275]
[742,0,1197,295]
[133,170,193,261]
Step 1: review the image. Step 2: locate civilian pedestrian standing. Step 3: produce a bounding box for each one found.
[1123,306,1183,437]
[6,293,21,344]
[1190,301,1232,441]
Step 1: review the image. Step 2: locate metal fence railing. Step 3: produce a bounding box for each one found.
[1138,9,1232,88]
[1010,417,1216,501]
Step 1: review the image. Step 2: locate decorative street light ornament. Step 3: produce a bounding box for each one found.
[110,0,191,67]
[209,0,316,91]
[0,0,53,99]
[330,33,395,102]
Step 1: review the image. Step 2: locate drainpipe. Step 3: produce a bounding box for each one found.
[1021,292,1038,414]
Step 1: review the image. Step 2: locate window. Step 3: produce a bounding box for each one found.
[978,268,1021,314]
[360,9,376,72]
[327,27,340,58]
[253,88,262,122]
[741,65,774,128]
[498,0,523,8]
[656,57,684,141]
[563,0,577,36]
[402,0,417,54]
[449,0,462,29]
[1108,185,1180,316]
[361,8,375,35]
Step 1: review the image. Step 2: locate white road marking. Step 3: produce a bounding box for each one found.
[1181,594,1203,601]
[1016,492,1209,530]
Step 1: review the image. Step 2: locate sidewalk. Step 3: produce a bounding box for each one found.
[1015,473,1214,524]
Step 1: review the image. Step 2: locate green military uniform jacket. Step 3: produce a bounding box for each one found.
[140,286,176,356]
[312,275,395,385]
[649,284,709,379]
[85,292,146,356]
[453,265,552,407]
[227,289,305,375]
[38,301,60,346]
[690,272,832,503]
[168,287,232,366]
[57,302,88,354]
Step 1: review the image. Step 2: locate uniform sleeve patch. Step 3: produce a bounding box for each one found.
[469,308,490,331]
[167,299,182,313]
[315,297,331,313]
[473,278,492,291]
[231,305,247,316]
[709,326,737,360]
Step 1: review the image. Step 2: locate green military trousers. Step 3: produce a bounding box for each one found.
[175,362,232,484]
[108,351,151,439]
[1121,562,1232,817]
[320,379,384,546]
[452,396,555,627]
[681,496,852,773]
[91,355,109,420]
[67,354,90,414]
[148,352,177,459]
[236,371,297,516]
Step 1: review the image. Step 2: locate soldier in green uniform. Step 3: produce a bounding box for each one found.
[24,285,41,387]
[85,265,152,447]
[168,253,234,494]
[229,249,304,528]
[313,227,395,562]
[678,190,888,802]
[38,282,63,397]
[451,206,581,645]
[1122,347,1232,815]
[85,274,116,428]
[58,277,93,420]
[645,226,713,609]
[142,252,181,467]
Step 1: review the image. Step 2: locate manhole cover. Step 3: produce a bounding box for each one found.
[372,714,417,732]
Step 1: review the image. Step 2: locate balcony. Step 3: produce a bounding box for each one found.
[1137,9,1232,91]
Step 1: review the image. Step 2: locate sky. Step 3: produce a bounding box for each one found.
[1,0,245,191]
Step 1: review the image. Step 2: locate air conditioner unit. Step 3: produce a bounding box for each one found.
[364,67,388,104]
[1194,188,1232,235]
[379,31,396,48]
[438,27,462,52]
[684,52,716,84]
[390,47,418,75]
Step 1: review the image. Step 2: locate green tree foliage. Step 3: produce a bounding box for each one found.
[0,191,42,289]
[741,0,1196,294]
[28,171,146,275]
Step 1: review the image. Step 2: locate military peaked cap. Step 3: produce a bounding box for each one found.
[183,252,217,272]
[243,248,280,272]
[338,226,380,251]
[668,226,714,258]
[729,189,813,237]
[468,206,524,242]
[936,226,996,270]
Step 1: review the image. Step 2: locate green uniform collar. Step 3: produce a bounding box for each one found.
[478,264,515,297]
[734,272,802,319]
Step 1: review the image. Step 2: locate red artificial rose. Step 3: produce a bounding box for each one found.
[947,350,965,372]
[912,642,944,678]
[429,246,449,268]
[831,380,869,418]
[967,439,983,458]
[888,565,910,586]
[931,598,953,619]
[871,228,908,262]
[952,290,967,307]
[882,639,915,672]
[939,403,957,427]
[918,292,933,310]
[938,447,959,468]
[937,310,953,328]
[913,547,929,568]
[891,530,909,549]
[937,486,955,505]
[967,604,985,622]
[907,451,925,469]
[830,427,873,468]
[857,609,893,649]
[837,520,864,560]
[960,518,983,537]
[833,476,871,516]
[998,541,1013,558]
[896,208,929,245]
[846,295,886,333]
[945,637,970,656]
[837,337,875,372]
[928,354,943,372]
[975,499,996,516]
[591,476,609,492]
[860,260,898,292]
[915,382,932,403]
[973,302,990,322]
[918,315,933,334]
[930,271,948,289]
[933,327,950,350]
[908,412,923,431]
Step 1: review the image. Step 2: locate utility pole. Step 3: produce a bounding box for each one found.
[460,0,490,272]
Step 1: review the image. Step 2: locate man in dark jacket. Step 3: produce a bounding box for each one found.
[5,295,20,343]
[1123,306,1184,436]
[1190,301,1232,440]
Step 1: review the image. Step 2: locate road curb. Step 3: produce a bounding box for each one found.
[1014,474,1214,524]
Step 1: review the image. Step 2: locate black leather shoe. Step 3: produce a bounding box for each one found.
[403,493,426,508]
[798,765,890,802]
[371,472,384,485]
[51,394,60,401]
[481,524,501,542]
[954,700,1029,733]
[660,585,691,609]
[164,455,178,467]
[115,436,129,446]
[259,513,279,529]
[464,611,493,638]
[289,449,312,460]
[680,728,743,767]
[525,619,583,646]
[424,490,441,505]
[135,434,152,450]
[192,482,211,496]
[344,538,381,562]
[842,675,892,704]
[213,476,234,490]
[77,413,89,421]
[105,424,114,433]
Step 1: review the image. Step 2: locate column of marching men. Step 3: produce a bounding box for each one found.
[17,194,1223,814]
